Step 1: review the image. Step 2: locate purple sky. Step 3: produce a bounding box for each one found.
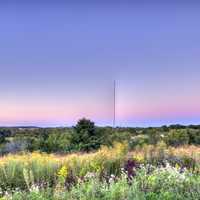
[0,1,200,127]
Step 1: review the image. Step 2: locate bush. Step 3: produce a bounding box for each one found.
[129,135,149,149]
[147,129,162,145]
[187,129,200,145]
[164,129,189,146]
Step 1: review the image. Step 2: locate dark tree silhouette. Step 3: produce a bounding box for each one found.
[72,118,102,151]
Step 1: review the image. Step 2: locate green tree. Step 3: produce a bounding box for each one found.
[71,118,102,152]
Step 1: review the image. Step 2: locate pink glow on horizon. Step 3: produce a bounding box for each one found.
[1,89,200,126]
[0,99,113,126]
[116,98,200,124]
[117,104,200,121]
[1,102,200,126]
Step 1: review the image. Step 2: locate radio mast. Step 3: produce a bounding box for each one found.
[113,80,116,128]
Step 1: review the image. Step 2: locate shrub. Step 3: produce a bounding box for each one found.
[187,129,200,145]
[164,129,189,146]
[129,135,149,149]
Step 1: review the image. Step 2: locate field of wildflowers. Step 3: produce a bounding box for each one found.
[0,143,199,200]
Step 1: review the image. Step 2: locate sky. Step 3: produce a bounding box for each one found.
[0,1,200,127]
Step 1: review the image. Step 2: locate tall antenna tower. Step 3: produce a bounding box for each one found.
[113,80,116,128]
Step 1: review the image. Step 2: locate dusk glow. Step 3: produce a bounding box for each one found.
[1,1,200,127]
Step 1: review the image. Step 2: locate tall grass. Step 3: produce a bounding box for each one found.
[0,142,199,193]
[0,143,127,190]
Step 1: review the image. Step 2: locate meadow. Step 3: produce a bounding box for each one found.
[0,143,199,200]
[0,119,200,199]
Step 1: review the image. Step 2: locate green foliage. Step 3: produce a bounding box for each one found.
[164,129,189,146]
[129,135,149,149]
[24,130,72,153]
[0,129,10,145]
[111,131,132,143]
[144,128,161,145]
[42,132,71,153]
[0,136,6,145]
[1,163,200,200]
[71,118,103,151]
[188,129,200,145]
[0,122,200,154]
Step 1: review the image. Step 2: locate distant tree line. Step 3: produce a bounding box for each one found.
[0,119,200,155]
